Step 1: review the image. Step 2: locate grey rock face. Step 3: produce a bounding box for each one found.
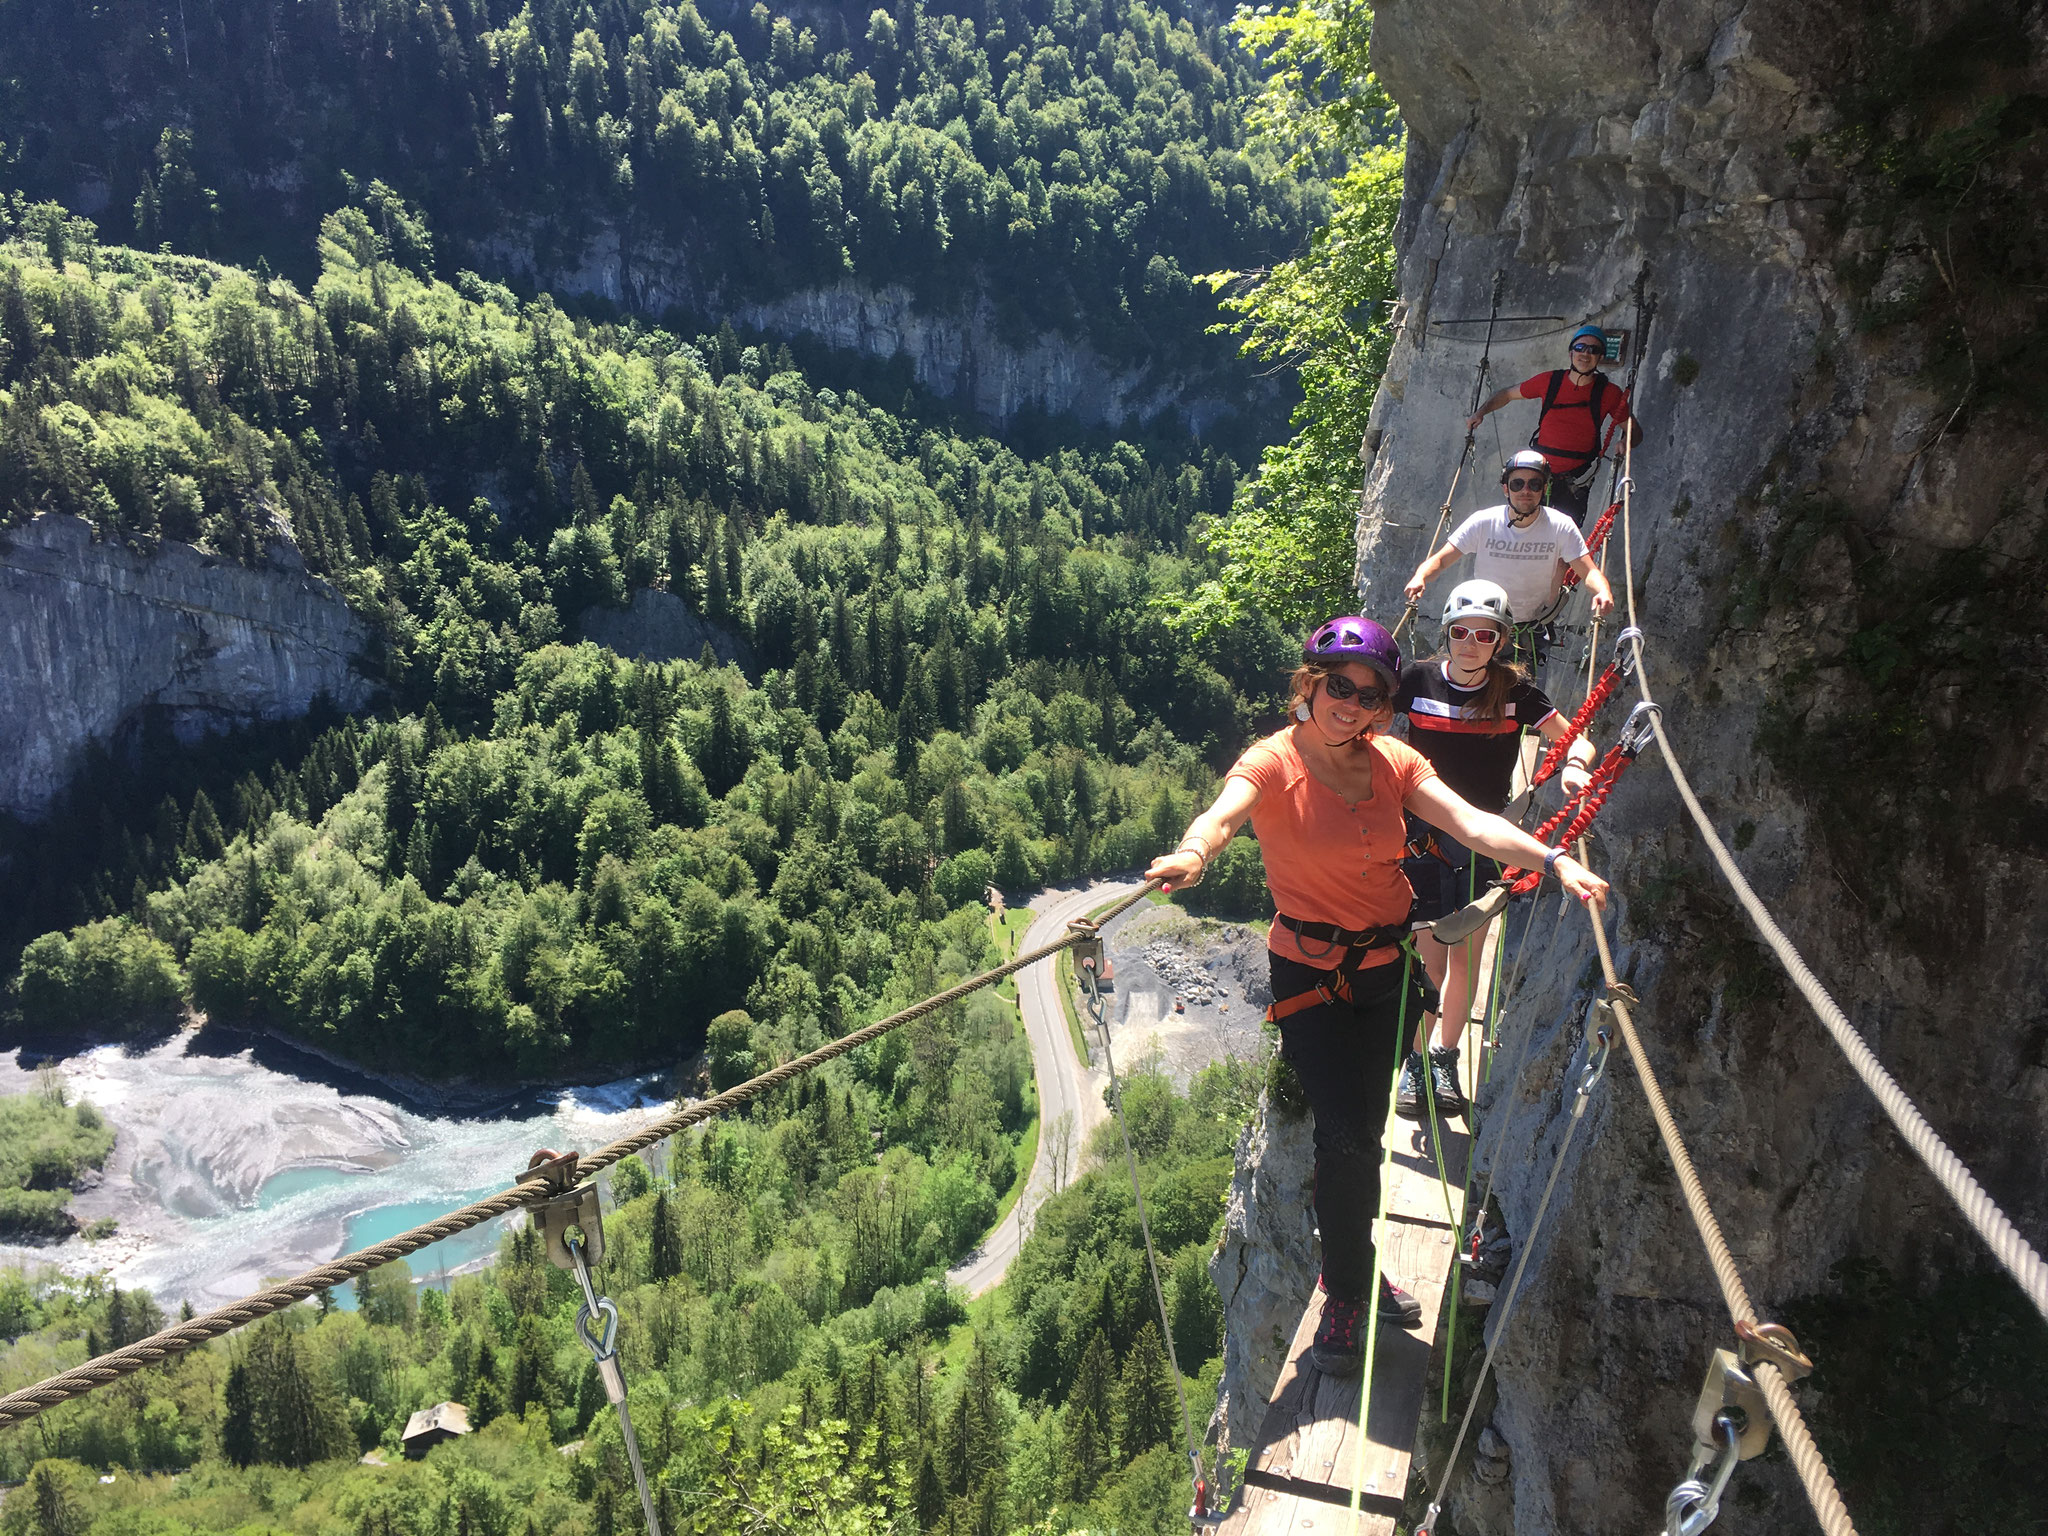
[1217,3,2048,1531]
[481,230,1237,430]
[577,588,753,671]
[0,516,372,820]
[1208,1091,1318,1457]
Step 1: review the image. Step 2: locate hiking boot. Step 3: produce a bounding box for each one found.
[1379,1277,1423,1329]
[1309,1293,1364,1376]
[1394,1050,1425,1121]
[1427,1046,1469,1119]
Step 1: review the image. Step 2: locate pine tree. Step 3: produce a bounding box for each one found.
[704,687,747,796]
[1117,1321,1178,1461]
[1064,1329,1115,1499]
[915,1447,947,1529]
[22,1460,88,1536]
[220,1359,258,1466]
[649,1187,683,1281]
[184,787,226,861]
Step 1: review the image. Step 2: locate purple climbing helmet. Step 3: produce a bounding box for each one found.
[1302,615,1402,690]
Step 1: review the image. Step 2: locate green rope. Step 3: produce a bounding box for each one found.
[1347,945,1416,1525]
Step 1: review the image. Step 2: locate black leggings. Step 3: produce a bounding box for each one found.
[1272,952,1426,1302]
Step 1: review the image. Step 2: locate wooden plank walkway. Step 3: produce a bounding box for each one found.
[1218,941,1502,1536]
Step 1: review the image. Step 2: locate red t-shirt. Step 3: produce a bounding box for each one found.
[1227,729,1438,970]
[1518,370,1632,471]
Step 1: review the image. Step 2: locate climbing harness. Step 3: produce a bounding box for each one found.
[1071,923,1224,1526]
[530,1170,662,1536]
[1415,1014,1614,1536]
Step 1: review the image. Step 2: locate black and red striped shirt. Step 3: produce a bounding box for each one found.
[1394,661,1557,813]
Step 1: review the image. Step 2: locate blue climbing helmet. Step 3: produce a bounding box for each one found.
[1303,615,1402,691]
[1570,323,1609,355]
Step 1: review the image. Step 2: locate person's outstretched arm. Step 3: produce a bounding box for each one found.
[1405,777,1610,907]
[1403,543,1462,604]
[1466,385,1519,432]
[1144,775,1261,892]
[1565,554,1615,617]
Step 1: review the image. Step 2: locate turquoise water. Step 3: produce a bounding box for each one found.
[339,1194,516,1293]
[257,1166,358,1210]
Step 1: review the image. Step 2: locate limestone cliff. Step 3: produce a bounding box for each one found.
[1215,3,2048,1530]
[482,230,1245,432]
[0,516,373,822]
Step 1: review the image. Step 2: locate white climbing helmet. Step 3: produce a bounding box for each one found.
[1442,578,1515,630]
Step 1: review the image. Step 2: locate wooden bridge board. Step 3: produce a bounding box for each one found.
[1217,928,1502,1536]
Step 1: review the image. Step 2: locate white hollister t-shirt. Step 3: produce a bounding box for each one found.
[1446,504,1588,623]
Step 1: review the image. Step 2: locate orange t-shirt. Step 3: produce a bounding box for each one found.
[1228,728,1438,970]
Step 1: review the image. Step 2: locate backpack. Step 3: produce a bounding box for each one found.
[1529,369,1610,474]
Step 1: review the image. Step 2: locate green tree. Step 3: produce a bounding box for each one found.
[705,1010,758,1092]
[1063,1329,1115,1500]
[1184,6,1403,635]
[1116,1321,1179,1461]
[8,1459,89,1536]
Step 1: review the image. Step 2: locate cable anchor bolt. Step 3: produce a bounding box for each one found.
[1692,1347,1772,1460]
[1734,1319,1814,1382]
[1664,1412,1741,1536]
[1573,1015,1614,1112]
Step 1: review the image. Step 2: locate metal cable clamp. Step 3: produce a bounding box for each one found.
[1735,1319,1814,1382]
[531,1169,662,1536]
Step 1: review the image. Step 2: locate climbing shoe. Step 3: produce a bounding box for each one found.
[1427,1046,1469,1120]
[1394,1050,1426,1121]
[1309,1294,1364,1375]
[1379,1277,1423,1329]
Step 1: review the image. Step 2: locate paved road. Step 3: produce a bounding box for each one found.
[947,877,1144,1296]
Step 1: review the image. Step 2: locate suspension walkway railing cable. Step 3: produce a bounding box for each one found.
[0,882,1163,1430]
[1608,441,2048,1324]
[1392,270,1504,642]
[1583,907,1857,1536]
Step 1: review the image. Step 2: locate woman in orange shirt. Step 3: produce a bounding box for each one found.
[1144,615,1607,1375]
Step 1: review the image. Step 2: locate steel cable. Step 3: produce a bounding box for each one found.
[1609,442,2048,1324]
[0,882,1161,1428]
[1585,907,1857,1536]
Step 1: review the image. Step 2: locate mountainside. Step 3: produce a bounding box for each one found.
[0,0,1318,431]
[1213,2,2048,1532]
[0,514,372,821]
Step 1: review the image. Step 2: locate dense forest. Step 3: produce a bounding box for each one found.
[0,1053,1257,1533]
[0,205,1276,1076]
[0,0,1321,412]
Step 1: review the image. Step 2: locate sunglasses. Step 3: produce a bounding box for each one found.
[1320,673,1388,708]
[1505,476,1546,491]
[1570,343,1602,354]
[1447,624,1502,644]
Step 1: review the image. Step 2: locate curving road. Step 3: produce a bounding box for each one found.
[948,877,1145,1296]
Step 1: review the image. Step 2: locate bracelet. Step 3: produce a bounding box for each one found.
[1177,833,1212,862]
[1544,846,1565,878]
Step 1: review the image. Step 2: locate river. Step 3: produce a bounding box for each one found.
[0,1028,677,1311]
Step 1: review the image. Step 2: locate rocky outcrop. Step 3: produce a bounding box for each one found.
[0,516,373,821]
[482,229,1240,431]
[1209,1092,1317,1458]
[578,588,753,672]
[1219,3,2048,1531]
